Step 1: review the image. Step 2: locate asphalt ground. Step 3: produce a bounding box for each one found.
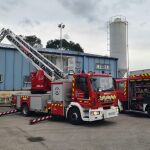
[0,107,150,150]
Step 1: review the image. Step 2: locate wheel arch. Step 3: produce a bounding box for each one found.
[66,102,84,119]
[21,102,30,116]
[145,104,150,112]
[21,102,29,108]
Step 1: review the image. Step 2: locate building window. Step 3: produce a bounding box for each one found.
[0,74,3,83]
[95,64,110,70]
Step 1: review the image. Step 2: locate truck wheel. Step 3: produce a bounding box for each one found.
[21,104,29,117]
[68,108,82,125]
[147,107,150,118]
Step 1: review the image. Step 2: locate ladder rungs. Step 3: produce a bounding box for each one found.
[0,28,65,80]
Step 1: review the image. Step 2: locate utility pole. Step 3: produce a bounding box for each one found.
[58,23,65,70]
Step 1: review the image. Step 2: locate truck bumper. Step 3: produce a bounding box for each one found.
[82,106,119,122]
[103,106,119,119]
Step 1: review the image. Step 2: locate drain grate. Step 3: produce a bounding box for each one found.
[27,137,45,142]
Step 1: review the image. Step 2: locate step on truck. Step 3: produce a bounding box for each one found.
[114,73,150,117]
[0,28,119,124]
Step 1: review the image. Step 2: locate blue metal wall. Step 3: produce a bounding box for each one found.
[83,56,117,77]
[0,47,118,91]
[0,48,35,90]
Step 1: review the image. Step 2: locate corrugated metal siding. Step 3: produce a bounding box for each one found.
[84,56,88,72]
[0,48,34,90]
[0,49,5,90]
[99,58,105,73]
[88,57,95,72]
[104,59,110,74]
[110,59,116,77]
[22,57,30,81]
[14,51,22,90]
[0,47,118,91]
[94,58,100,73]
[5,50,14,90]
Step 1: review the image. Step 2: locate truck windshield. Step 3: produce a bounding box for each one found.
[90,76,114,92]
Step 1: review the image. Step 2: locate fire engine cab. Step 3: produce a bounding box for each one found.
[49,73,118,124]
[114,73,150,117]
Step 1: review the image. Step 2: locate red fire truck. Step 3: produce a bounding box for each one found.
[14,72,118,124]
[0,28,119,124]
[114,73,150,117]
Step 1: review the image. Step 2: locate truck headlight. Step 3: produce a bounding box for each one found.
[115,107,119,113]
[90,111,100,116]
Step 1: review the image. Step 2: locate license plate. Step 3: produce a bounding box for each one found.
[108,112,115,116]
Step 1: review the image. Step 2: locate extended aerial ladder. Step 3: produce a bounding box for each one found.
[0,28,65,81]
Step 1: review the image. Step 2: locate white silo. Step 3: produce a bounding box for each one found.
[109,16,128,77]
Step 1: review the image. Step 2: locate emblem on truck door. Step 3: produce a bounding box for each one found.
[55,87,60,95]
[99,95,116,102]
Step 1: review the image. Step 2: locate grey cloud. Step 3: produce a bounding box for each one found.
[110,0,147,12]
[58,0,147,23]
[64,34,70,40]
[57,0,101,22]
[57,0,144,30]
[122,0,146,5]
[19,18,40,27]
[34,20,40,26]
[0,0,22,12]
[57,0,108,31]
[0,5,9,12]
[140,22,147,27]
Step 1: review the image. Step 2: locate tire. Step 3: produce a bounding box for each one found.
[21,104,30,117]
[147,106,150,118]
[68,108,82,125]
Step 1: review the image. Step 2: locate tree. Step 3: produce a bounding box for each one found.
[46,39,84,52]
[24,35,43,48]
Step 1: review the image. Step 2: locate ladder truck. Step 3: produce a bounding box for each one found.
[0,28,119,124]
[114,73,150,117]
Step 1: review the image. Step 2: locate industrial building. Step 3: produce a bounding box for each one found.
[0,44,118,91]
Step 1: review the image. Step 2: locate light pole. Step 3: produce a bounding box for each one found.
[58,23,65,70]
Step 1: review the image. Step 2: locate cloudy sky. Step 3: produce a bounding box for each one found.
[0,0,150,71]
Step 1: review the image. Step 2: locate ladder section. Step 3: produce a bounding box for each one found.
[8,29,64,79]
[17,36,65,79]
[0,28,7,42]
[7,33,55,80]
[0,28,65,80]
[0,28,54,80]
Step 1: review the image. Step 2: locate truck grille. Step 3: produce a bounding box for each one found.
[102,102,113,109]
